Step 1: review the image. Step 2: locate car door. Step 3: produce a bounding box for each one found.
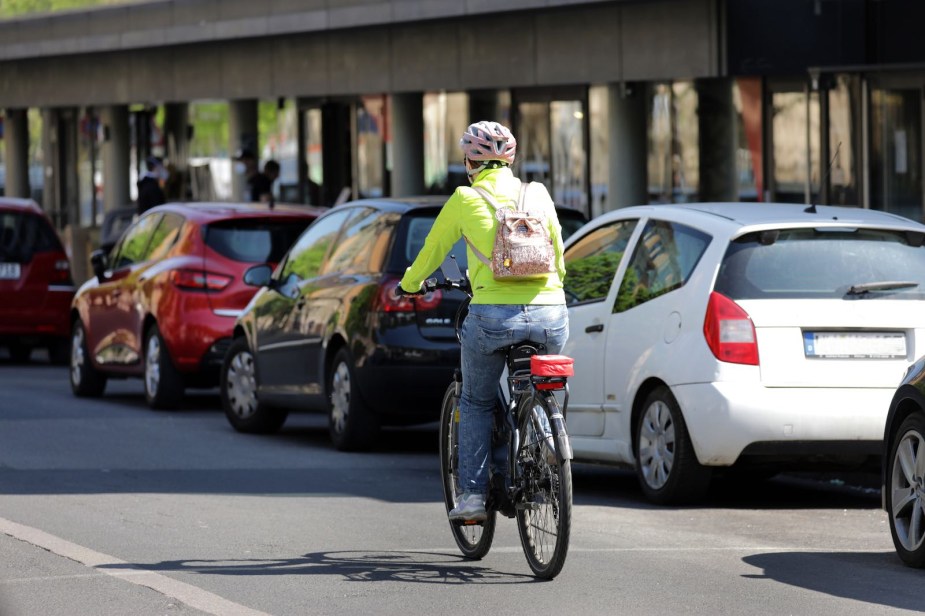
[254,209,352,401]
[84,213,162,367]
[561,218,640,439]
[601,218,712,461]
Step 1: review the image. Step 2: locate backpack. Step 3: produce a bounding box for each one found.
[464,181,557,281]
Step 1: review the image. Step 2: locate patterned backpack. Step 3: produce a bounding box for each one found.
[464,181,557,281]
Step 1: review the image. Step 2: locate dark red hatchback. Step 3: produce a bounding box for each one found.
[0,198,74,363]
[70,202,323,408]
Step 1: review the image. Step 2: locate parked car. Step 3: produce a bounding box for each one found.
[221,197,587,451]
[882,356,925,567]
[69,202,324,408]
[559,202,925,504]
[0,197,74,364]
[99,205,136,253]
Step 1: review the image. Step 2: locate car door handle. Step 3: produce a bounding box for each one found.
[585,323,604,333]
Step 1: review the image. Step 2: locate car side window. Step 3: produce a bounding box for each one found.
[111,214,162,269]
[563,219,638,305]
[322,208,390,275]
[280,210,352,281]
[614,219,711,313]
[145,213,185,262]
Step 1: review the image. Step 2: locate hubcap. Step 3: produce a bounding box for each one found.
[330,361,351,434]
[226,350,257,419]
[891,428,925,552]
[145,335,161,397]
[638,400,675,490]
[71,326,85,386]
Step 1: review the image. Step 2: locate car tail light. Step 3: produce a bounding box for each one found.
[170,269,233,292]
[378,276,442,312]
[52,258,72,284]
[703,291,759,366]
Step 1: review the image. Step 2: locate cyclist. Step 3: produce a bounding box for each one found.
[399,121,568,522]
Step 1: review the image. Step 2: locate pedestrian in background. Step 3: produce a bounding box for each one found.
[136,156,167,215]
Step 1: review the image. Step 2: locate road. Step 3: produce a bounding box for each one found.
[0,352,922,616]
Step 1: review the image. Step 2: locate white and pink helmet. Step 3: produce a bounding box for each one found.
[459,121,516,179]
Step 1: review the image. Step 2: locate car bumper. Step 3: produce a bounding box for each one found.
[355,345,458,419]
[672,382,892,466]
[162,308,237,375]
[0,291,72,339]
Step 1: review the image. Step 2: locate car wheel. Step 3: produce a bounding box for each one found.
[221,337,287,434]
[634,386,711,505]
[887,412,925,567]
[48,338,70,366]
[327,347,379,451]
[144,324,184,410]
[70,320,106,397]
[8,342,31,363]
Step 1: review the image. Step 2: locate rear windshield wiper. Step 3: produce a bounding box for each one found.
[846,281,920,295]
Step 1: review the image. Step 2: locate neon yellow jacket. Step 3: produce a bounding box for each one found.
[400,167,566,305]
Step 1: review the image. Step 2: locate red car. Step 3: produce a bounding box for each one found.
[70,202,323,408]
[0,198,74,364]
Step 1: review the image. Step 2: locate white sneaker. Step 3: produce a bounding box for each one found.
[449,493,487,522]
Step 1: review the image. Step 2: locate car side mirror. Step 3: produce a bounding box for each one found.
[90,249,108,281]
[243,264,273,288]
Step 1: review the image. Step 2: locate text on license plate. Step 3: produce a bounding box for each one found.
[803,331,906,359]
[0,263,21,280]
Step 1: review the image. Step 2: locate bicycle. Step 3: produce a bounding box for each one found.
[406,257,574,579]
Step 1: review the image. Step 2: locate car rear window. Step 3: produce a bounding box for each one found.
[0,211,61,263]
[205,219,313,264]
[388,211,468,273]
[715,227,925,300]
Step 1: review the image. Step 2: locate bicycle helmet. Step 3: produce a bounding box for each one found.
[459,121,516,180]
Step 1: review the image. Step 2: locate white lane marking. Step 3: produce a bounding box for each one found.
[0,516,272,616]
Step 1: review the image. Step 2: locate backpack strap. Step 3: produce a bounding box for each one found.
[464,181,526,267]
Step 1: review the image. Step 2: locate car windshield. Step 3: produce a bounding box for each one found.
[715,227,925,300]
[387,212,468,273]
[0,211,61,263]
[205,218,313,264]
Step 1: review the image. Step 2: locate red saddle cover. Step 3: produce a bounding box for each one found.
[530,355,574,377]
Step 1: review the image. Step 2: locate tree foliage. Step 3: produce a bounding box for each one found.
[0,0,130,19]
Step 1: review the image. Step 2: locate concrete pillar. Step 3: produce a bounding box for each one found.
[696,78,737,202]
[390,92,425,197]
[608,83,648,209]
[100,105,130,213]
[468,90,501,125]
[4,109,30,199]
[321,102,352,206]
[229,99,258,201]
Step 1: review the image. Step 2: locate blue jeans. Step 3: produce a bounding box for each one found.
[458,303,569,495]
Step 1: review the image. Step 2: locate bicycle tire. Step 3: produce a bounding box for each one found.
[438,382,496,559]
[514,392,572,579]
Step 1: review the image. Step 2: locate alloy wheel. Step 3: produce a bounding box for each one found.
[891,428,925,553]
[226,350,258,419]
[330,361,351,435]
[638,399,676,490]
[145,335,161,397]
[71,326,85,386]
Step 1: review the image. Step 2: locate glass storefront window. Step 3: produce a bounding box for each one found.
[734,78,763,201]
[550,101,587,213]
[828,76,859,206]
[648,82,698,204]
[304,108,323,205]
[423,91,468,194]
[870,86,923,221]
[516,101,551,186]
[77,108,102,226]
[770,87,820,203]
[259,99,299,202]
[357,95,385,199]
[589,85,609,217]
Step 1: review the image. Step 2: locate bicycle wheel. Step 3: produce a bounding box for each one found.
[515,392,572,578]
[438,382,496,559]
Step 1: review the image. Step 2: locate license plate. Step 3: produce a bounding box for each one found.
[0,263,20,280]
[803,331,907,359]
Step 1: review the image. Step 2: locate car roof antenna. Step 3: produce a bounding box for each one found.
[805,142,841,214]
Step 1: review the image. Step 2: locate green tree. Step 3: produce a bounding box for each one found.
[0,0,130,19]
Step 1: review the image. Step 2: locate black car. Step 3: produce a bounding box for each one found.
[221,197,587,451]
[883,356,925,567]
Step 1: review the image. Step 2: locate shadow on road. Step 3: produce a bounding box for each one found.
[742,550,925,611]
[98,550,540,584]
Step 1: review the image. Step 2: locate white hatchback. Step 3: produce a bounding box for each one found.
[560,202,925,504]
